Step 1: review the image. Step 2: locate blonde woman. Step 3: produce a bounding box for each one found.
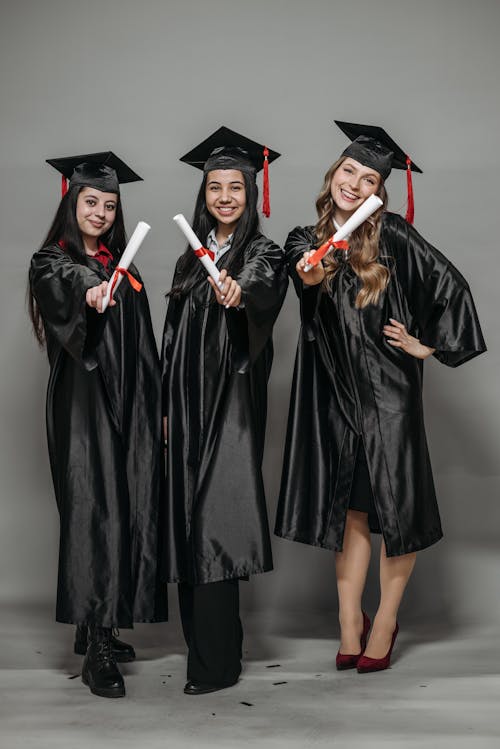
[275,123,486,673]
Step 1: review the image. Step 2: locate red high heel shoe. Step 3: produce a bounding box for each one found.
[357,622,399,673]
[336,612,371,671]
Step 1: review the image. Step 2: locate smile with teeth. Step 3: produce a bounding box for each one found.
[340,188,360,202]
[216,206,236,214]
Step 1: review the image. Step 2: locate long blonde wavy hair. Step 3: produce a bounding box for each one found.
[315,156,389,308]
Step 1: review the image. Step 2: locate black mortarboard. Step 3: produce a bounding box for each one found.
[335,121,422,223]
[180,127,281,216]
[180,126,280,173]
[46,151,143,197]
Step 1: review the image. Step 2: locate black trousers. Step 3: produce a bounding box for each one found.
[178,579,243,686]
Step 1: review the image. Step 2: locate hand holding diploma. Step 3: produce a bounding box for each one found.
[101,221,150,312]
[304,194,383,271]
[173,214,223,290]
[296,251,325,286]
[207,269,242,309]
[86,281,117,312]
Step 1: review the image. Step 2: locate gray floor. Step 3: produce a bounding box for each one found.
[0,603,498,749]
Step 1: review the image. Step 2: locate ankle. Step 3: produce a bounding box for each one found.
[339,610,363,629]
[372,612,397,632]
[90,626,112,643]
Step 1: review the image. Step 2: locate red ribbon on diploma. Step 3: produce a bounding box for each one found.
[194,246,215,261]
[109,267,143,303]
[307,238,350,267]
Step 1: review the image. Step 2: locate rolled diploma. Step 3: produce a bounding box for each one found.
[304,194,383,271]
[173,214,222,289]
[102,221,151,311]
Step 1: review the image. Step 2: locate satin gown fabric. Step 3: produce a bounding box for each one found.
[275,212,486,557]
[30,245,167,627]
[161,234,288,584]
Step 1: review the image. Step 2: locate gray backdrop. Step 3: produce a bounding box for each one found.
[1,0,498,630]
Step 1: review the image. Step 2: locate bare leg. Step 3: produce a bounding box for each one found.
[363,541,416,658]
[335,510,371,654]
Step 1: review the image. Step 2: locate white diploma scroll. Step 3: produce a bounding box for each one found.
[304,194,383,271]
[173,214,222,288]
[101,221,151,311]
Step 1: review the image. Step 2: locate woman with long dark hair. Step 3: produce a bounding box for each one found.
[162,127,288,695]
[29,153,167,698]
[275,123,486,673]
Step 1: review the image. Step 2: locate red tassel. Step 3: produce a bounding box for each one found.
[61,175,68,198]
[405,156,414,225]
[262,146,270,218]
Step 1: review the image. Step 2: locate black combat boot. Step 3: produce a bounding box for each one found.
[74,625,136,662]
[81,626,126,698]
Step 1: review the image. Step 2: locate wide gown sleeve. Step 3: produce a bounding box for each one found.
[226,236,288,370]
[385,214,487,367]
[284,226,323,335]
[29,245,104,369]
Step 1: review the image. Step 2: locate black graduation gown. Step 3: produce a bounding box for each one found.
[161,234,288,584]
[275,212,486,557]
[30,244,167,627]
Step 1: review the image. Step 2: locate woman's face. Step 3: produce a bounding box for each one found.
[205,169,246,232]
[76,187,118,243]
[330,158,381,222]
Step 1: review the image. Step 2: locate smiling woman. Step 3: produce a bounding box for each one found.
[75,187,118,251]
[315,153,390,309]
[28,152,167,700]
[275,120,486,675]
[205,169,247,235]
[330,158,381,221]
[162,126,287,696]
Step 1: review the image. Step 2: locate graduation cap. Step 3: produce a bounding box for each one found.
[180,126,281,217]
[46,151,143,198]
[335,121,422,223]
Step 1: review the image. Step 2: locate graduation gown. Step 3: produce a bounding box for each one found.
[161,234,288,584]
[275,212,486,557]
[30,244,167,627]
